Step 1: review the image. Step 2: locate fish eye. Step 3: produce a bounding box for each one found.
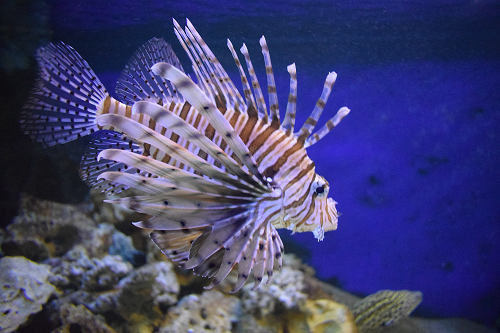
[311,176,328,199]
[315,185,325,194]
[314,183,328,198]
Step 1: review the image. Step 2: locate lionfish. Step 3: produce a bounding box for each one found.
[20,19,350,292]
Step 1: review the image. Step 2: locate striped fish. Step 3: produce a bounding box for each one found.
[20,19,350,292]
[353,290,423,332]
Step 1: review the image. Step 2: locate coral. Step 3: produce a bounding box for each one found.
[352,290,422,333]
[160,290,240,333]
[0,256,56,333]
[305,299,358,333]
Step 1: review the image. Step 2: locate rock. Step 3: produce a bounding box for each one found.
[302,276,361,308]
[109,230,146,267]
[86,261,181,332]
[47,245,132,292]
[1,196,496,333]
[237,315,279,333]
[0,256,56,333]
[55,303,116,333]
[241,265,308,318]
[87,223,117,258]
[1,195,114,261]
[160,290,240,333]
[82,254,133,292]
[115,261,180,316]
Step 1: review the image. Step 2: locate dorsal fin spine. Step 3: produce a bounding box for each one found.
[259,36,280,125]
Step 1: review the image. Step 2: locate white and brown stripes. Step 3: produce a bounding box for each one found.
[259,36,280,125]
[152,62,266,186]
[227,39,257,112]
[92,20,347,290]
[184,19,246,110]
[239,44,268,121]
[304,106,350,148]
[282,63,297,136]
[296,71,337,143]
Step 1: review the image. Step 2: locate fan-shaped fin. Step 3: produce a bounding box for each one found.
[172,21,217,100]
[104,194,251,221]
[251,225,270,290]
[193,248,225,278]
[231,227,261,292]
[183,27,235,110]
[150,227,205,263]
[205,222,255,289]
[116,37,184,106]
[181,19,246,110]
[265,226,284,285]
[96,114,261,193]
[151,62,267,186]
[271,226,284,269]
[36,42,108,105]
[183,214,251,270]
[98,171,189,195]
[134,215,209,231]
[80,131,144,193]
[97,149,254,197]
[20,42,108,147]
[160,207,285,293]
[132,101,267,191]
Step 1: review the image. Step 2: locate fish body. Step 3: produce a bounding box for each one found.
[353,290,423,333]
[20,19,350,291]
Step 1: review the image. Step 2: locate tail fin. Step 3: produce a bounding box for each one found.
[20,42,109,147]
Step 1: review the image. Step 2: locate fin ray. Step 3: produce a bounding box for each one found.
[97,114,262,193]
[151,62,267,186]
[21,42,108,146]
[97,149,254,197]
[116,37,184,106]
[132,100,266,191]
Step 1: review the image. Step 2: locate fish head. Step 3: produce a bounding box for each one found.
[284,173,339,241]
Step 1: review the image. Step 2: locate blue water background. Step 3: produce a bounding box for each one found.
[45,0,500,326]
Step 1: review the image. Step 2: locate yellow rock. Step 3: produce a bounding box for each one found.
[305,299,358,333]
